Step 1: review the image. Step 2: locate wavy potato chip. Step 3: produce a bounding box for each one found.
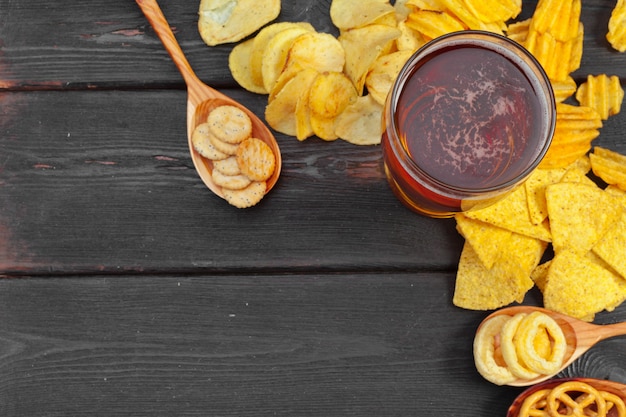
[463,0,521,24]
[529,0,580,42]
[550,76,577,103]
[198,0,280,46]
[590,147,626,190]
[607,0,626,52]
[405,9,465,40]
[575,74,624,120]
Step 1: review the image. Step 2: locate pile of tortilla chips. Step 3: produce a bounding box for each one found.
[451,0,626,322]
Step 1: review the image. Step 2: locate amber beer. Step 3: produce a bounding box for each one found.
[382,31,555,218]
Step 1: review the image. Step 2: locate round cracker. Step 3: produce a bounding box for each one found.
[209,131,240,155]
[207,105,252,144]
[213,156,241,176]
[191,123,229,160]
[212,169,251,190]
[223,181,267,208]
[236,137,276,182]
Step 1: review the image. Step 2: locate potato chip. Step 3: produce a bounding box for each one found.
[339,24,401,94]
[437,0,500,33]
[334,94,385,145]
[330,0,396,31]
[365,50,413,106]
[453,242,535,310]
[229,38,268,94]
[250,22,315,89]
[198,0,280,46]
[405,0,445,11]
[293,69,321,141]
[607,0,626,52]
[543,249,624,321]
[464,185,552,242]
[396,20,426,52]
[308,72,358,119]
[593,211,626,280]
[590,147,626,191]
[291,31,346,70]
[463,0,521,25]
[261,26,313,93]
[528,0,580,42]
[546,182,623,254]
[310,113,339,142]
[506,18,530,43]
[575,74,624,120]
[550,76,577,103]
[405,10,465,40]
[265,68,319,137]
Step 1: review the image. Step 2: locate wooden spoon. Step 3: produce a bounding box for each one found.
[478,305,626,387]
[507,377,626,417]
[136,0,281,198]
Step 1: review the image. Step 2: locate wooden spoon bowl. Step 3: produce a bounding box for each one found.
[136,0,281,198]
[507,377,626,417]
[478,306,626,387]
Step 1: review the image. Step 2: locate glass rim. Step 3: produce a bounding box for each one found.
[387,30,557,195]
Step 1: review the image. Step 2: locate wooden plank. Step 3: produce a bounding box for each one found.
[0,0,624,88]
[0,273,623,416]
[0,89,465,275]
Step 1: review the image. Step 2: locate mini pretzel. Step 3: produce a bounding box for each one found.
[518,388,551,417]
[602,391,626,417]
[546,381,606,417]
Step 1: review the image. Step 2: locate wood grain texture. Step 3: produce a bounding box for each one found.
[0,274,622,417]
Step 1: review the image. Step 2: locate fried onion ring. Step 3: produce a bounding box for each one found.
[516,311,567,374]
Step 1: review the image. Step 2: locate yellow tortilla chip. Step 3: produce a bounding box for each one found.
[453,242,535,310]
[455,214,514,270]
[464,185,552,242]
[593,211,626,280]
[545,182,624,254]
[543,249,624,321]
[524,167,567,225]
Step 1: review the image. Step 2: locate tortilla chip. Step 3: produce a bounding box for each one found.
[592,211,626,280]
[546,182,623,254]
[543,249,623,321]
[464,185,552,242]
[524,168,567,225]
[453,242,535,310]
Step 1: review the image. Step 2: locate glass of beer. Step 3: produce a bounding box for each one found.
[382,31,556,218]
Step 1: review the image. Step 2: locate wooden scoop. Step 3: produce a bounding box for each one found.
[478,305,626,387]
[136,0,281,198]
[507,377,626,417]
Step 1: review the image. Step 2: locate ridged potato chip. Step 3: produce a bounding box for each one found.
[405,9,465,40]
[607,0,626,52]
[528,0,580,42]
[198,0,280,46]
[575,74,624,120]
[590,147,626,190]
[463,0,521,24]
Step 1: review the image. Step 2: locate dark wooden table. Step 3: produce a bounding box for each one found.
[1,1,625,415]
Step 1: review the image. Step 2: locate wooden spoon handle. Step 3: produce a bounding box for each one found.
[136,0,203,89]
